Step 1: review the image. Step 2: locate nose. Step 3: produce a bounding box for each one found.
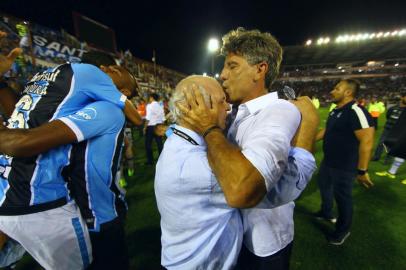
[226,103,231,111]
[220,68,227,81]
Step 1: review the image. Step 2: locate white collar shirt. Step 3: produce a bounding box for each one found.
[227,92,312,256]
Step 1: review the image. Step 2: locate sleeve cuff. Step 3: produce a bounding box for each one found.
[120,94,127,109]
[58,117,84,142]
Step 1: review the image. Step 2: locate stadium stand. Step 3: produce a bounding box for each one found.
[276,30,406,105]
[0,12,186,104]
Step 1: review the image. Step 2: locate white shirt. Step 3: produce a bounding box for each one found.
[146,100,165,126]
[228,92,303,256]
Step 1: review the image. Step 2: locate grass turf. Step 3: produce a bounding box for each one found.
[15,107,406,269]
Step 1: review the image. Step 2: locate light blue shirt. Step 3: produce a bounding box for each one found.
[155,125,243,270]
[155,122,316,268]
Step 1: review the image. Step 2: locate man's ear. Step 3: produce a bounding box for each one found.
[121,88,131,97]
[344,89,353,97]
[254,62,268,82]
[99,65,108,72]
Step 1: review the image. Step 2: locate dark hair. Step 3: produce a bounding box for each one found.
[150,93,159,101]
[110,65,139,98]
[221,27,283,88]
[81,51,116,67]
[401,91,406,97]
[342,79,361,97]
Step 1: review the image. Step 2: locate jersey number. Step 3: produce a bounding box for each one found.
[7,95,34,129]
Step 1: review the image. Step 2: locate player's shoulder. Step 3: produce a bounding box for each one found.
[73,101,123,122]
[71,63,107,81]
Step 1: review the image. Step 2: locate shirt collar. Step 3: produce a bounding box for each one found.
[173,124,206,146]
[334,100,356,111]
[242,92,279,115]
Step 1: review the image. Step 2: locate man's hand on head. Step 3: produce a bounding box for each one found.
[0,31,22,76]
[177,85,221,135]
[290,96,320,152]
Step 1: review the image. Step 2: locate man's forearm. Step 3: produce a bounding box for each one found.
[205,130,266,208]
[0,120,76,157]
[358,139,373,170]
[0,86,18,117]
[124,100,142,126]
[0,128,39,157]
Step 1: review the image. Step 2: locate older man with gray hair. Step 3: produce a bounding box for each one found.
[154,75,317,269]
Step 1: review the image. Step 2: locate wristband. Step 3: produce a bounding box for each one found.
[357,169,367,176]
[202,125,222,138]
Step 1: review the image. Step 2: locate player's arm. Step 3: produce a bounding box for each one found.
[124,99,142,126]
[0,101,124,158]
[0,85,19,117]
[354,127,375,188]
[0,120,76,157]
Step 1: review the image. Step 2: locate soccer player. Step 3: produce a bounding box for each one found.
[0,44,138,268]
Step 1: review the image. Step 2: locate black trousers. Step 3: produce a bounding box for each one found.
[236,241,293,270]
[87,218,129,270]
[317,161,356,234]
[145,125,163,164]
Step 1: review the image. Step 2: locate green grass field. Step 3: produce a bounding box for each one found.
[15,107,406,270]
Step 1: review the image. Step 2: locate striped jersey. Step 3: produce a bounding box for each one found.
[323,100,374,171]
[0,63,126,215]
[384,106,405,131]
[59,102,126,232]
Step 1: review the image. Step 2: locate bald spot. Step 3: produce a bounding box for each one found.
[176,75,222,97]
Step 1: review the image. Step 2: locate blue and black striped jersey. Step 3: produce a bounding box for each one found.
[0,63,126,215]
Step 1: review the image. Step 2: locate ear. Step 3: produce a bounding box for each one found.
[99,65,108,72]
[254,62,268,82]
[120,88,131,97]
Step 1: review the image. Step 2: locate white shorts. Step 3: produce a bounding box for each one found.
[0,201,92,270]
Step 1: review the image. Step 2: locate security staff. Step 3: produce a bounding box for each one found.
[315,79,374,245]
